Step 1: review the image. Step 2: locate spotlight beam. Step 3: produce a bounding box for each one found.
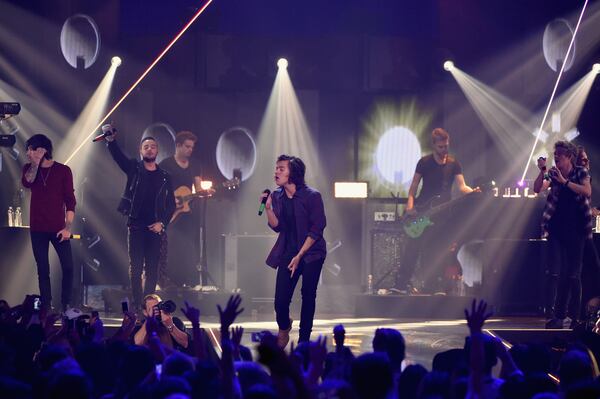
[65,0,215,165]
[520,0,589,184]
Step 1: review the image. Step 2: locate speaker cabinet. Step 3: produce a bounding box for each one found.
[222,234,277,299]
[370,229,404,289]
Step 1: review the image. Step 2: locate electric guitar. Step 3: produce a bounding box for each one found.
[401,182,493,239]
[170,177,240,223]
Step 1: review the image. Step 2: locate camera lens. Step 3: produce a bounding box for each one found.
[157,300,176,314]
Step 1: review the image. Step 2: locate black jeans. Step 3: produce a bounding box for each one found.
[128,226,162,307]
[30,231,74,309]
[546,233,585,320]
[274,256,324,342]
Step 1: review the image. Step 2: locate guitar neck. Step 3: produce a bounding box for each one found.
[422,191,475,217]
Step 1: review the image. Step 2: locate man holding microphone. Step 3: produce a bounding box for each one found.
[260,155,327,348]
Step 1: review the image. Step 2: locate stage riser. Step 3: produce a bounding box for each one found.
[355,294,475,319]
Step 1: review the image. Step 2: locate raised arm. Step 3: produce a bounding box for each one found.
[22,147,46,187]
[106,135,135,174]
[533,157,550,194]
[264,192,282,232]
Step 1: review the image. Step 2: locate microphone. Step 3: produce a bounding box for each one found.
[92,124,116,142]
[57,233,81,240]
[258,189,271,216]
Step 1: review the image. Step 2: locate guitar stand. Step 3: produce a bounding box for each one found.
[195,195,218,290]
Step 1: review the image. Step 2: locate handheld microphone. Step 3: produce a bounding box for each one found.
[258,189,271,216]
[58,233,81,240]
[92,125,116,142]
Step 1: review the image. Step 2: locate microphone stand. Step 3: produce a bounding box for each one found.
[195,194,217,290]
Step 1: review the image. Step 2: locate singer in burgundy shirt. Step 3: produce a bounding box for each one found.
[21,134,76,311]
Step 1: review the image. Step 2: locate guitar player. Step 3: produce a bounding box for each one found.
[397,128,478,294]
[158,131,203,288]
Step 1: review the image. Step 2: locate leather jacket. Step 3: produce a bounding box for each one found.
[107,140,175,227]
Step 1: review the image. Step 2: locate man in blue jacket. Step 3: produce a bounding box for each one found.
[261,154,327,348]
[105,126,176,309]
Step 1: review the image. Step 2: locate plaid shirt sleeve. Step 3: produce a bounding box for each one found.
[541,166,592,239]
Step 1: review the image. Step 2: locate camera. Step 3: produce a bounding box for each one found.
[548,169,559,179]
[156,300,176,314]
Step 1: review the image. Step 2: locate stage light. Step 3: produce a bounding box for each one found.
[200,180,213,190]
[334,182,368,198]
[593,63,600,74]
[564,127,580,141]
[277,58,288,69]
[375,126,421,186]
[443,60,455,71]
[111,56,122,67]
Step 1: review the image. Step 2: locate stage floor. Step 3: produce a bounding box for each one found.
[98,314,550,369]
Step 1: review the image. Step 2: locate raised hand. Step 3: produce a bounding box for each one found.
[307,335,328,385]
[181,301,200,326]
[90,314,105,343]
[231,326,244,359]
[121,311,138,332]
[310,335,327,363]
[231,326,244,346]
[464,299,492,334]
[537,157,547,171]
[217,294,244,335]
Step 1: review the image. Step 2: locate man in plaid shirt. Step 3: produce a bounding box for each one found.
[534,141,592,329]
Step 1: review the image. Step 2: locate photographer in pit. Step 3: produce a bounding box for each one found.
[133,294,189,350]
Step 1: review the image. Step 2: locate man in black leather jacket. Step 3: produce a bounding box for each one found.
[105,126,175,308]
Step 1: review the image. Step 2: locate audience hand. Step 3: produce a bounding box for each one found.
[181,301,200,326]
[121,311,138,334]
[465,299,492,334]
[231,326,244,359]
[218,294,244,337]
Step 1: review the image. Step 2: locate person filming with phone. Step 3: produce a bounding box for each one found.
[536,141,593,329]
[132,294,189,350]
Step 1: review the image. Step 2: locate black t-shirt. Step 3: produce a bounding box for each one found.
[132,316,190,352]
[282,194,298,258]
[549,184,586,237]
[159,156,202,191]
[133,169,164,226]
[414,154,462,206]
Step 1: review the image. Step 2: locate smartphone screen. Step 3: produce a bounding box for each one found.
[33,297,41,312]
[121,301,129,313]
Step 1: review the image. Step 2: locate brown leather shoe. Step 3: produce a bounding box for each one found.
[277,319,293,348]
